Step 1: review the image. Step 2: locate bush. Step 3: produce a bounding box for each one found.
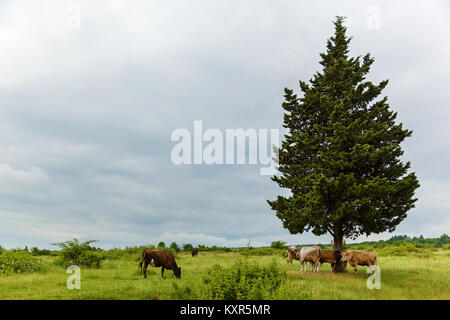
[376,242,432,257]
[202,261,284,299]
[240,247,281,256]
[157,241,166,248]
[52,239,103,268]
[170,242,181,252]
[30,247,52,256]
[182,243,193,252]
[270,241,287,249]
[198,245,232,252]
[0,250,44,274]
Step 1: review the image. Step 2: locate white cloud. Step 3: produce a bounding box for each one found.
[0,163,49,194]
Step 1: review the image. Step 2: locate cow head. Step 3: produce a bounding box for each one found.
[174,266,181,278]
[340,251,351,263]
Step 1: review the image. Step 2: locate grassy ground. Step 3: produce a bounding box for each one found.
[0,250,449,300]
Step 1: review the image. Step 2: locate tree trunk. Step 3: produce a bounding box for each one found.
[333,232,347,273]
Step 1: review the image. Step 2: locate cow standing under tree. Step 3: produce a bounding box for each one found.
[340,250,377,274]
[297,246,321,272]
[191,248,199,257]
[140,249,181,279]
[319,249,342,272]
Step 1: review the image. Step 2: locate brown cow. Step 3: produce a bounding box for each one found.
[340,250,377,273]
[191,248,199,257]
[141,249,181,279]
[319,249,341,272]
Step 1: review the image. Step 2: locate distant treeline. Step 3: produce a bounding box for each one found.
[348,233,450,248]
[1,234,448,257]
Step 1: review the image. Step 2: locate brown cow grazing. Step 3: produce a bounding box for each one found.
[191,248,199,257]
[340,250,377,273]
[141,250,181,279]
[319,249,341,272]
[287,246,300,264]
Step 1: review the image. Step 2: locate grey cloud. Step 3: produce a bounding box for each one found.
[0,0,449,249]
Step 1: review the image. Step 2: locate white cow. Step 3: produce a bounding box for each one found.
[297,246,322,272]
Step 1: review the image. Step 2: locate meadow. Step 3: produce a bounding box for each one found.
[0,240,449,300]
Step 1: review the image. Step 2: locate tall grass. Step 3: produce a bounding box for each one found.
[0,247,448,300]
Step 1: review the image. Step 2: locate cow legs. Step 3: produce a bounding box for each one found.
[142,259,148,279]
[161,267,165,279]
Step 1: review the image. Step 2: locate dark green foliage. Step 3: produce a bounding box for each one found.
[198,245,232,252]
[0,250,44,274]
[240,248,282,256]
[52,239,103,268]
[182,243,193,252]
[30,247,52,256]
[202,261,284,299]
[170,242,181,252]
[270,241,287,249]
[268,17,420,250]
[353,233,450,249]
[157,241,166,248]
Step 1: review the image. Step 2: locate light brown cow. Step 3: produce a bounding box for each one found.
[340,250,377,273]
[287,246,300,264]
[319,249,341,272]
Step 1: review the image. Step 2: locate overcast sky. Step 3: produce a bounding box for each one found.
[0,0,449,249]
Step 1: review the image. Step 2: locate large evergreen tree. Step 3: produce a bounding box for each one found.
[268,17,419,272]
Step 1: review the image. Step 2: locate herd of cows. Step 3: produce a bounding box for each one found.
[287,245,378,273]
[138,246,378,279]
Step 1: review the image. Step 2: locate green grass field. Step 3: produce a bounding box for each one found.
[0,248,449,300]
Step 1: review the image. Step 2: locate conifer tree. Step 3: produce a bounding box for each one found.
[268,17,420,272]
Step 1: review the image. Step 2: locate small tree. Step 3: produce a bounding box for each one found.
[170,242,181,252]
[52,239,102,268]
[157,241,166,248]
[270,241,287,249]
[182,243,193,252]
[268,17,419,272]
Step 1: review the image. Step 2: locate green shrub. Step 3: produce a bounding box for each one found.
[202,261,284,299]
[270,241,287,249]
[30,247,52,256]
[182,243,193,252]
[0,250,44,274]
[376,242,432,257]
[52,239,103,268]
[157,241,166,248]
[240,247,279,256]
[198,245,232,252]
[170,242,181,252]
